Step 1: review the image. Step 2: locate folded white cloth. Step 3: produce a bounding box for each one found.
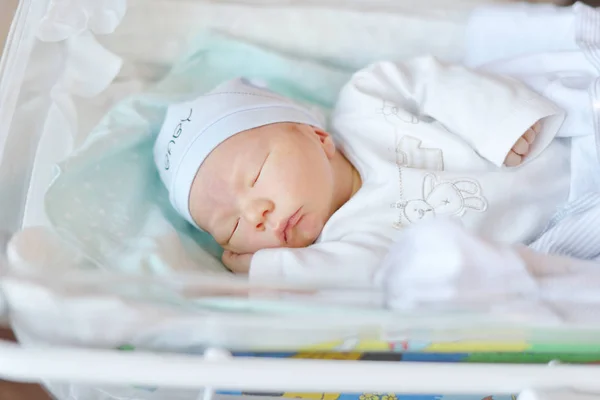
[376,218,600,324]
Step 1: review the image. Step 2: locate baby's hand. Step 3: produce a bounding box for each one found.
[222,250,253,274]
[504,121,541,167]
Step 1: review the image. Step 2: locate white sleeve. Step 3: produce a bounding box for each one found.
[249,233,391,286]
[335,56,565,168]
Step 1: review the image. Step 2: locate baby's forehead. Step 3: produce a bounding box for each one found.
[197,125,280,173]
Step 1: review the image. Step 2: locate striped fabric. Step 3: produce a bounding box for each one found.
[528,4,600,261]
[529,192,600,260]
[577,2,600,160]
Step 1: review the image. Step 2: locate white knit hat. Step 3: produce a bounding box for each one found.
[153,78,324,228]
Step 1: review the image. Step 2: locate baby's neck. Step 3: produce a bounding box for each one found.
[330,151,362,216]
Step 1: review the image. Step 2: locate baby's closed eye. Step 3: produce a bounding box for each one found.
[251,152,270,187]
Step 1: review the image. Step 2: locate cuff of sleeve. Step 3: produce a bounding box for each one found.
[476,97,566,168]
[248,248,284,283]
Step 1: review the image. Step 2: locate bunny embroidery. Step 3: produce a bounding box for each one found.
[397,174,488,224]
[380,100,420,125]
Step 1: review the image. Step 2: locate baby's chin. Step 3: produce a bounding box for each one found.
[231,236,316,254]
[227,241,286,255]
[248,240,311,253]
[288,232,319,248]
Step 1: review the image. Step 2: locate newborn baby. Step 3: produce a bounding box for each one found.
[155,57,578,284]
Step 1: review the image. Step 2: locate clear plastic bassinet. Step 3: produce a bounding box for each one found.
[1,1,600,400]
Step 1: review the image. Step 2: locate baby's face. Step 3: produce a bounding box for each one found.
[189,122,338,254]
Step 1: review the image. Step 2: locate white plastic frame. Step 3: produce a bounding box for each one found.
[0,340,599,395]
[0,0,51,233]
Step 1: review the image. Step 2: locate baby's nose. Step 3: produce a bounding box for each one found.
[243,198,274,231]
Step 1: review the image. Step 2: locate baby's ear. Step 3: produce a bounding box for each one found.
[313,127,336,159]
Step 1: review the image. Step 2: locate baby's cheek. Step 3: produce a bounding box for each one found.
[294,214,322,246]
[237,228,281,253]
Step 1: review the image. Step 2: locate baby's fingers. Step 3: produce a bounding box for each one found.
[522,127,537,144]
[504,150,523,167]
[512,136,530,156]
[222,250,252,274]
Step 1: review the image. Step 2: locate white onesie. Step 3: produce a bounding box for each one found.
[249,56,576,285]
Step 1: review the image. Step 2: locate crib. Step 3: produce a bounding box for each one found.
[1,1,600,400]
